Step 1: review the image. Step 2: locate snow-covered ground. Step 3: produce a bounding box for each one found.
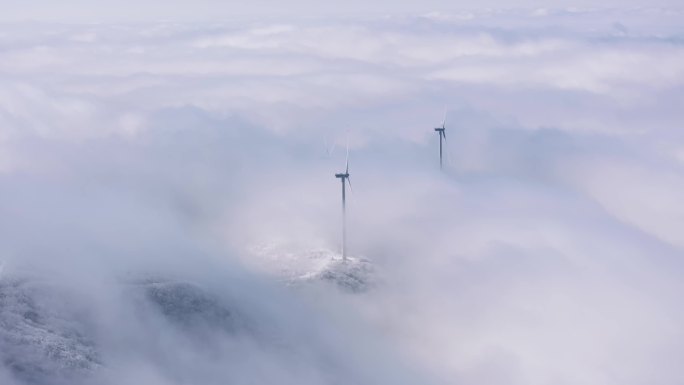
[0,277,100,384]
[246,242,377,292]
[0,259,398,385]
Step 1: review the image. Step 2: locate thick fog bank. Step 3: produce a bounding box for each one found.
[1,7,684,385]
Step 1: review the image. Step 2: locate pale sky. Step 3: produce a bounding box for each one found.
[1,0,682,22]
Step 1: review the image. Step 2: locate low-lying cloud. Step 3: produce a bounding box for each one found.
[1,6,683,385]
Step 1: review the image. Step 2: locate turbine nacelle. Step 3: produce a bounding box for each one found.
[434,127,446,140]
[335,173,349,179]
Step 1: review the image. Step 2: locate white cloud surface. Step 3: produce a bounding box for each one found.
[1,5,684,385]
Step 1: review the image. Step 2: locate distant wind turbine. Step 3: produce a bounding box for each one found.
[434,110,447,170]
[334,141,352,261]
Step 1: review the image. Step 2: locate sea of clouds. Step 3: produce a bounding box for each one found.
[1,6,683,385]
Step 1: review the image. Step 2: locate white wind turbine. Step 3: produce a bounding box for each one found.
[334,141,352,261]
[434,110,447,170]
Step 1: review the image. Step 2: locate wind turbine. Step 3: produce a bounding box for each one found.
[434,111,447,170]
[334,141,352,262]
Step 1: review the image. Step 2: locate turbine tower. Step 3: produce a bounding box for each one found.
[434,111,447,169]
[334,143,352,261]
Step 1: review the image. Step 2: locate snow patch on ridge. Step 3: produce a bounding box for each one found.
[246,242,377,292]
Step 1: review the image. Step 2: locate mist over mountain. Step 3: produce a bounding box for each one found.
[1,6,683,385]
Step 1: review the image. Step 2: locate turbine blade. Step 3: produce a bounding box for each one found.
[442,107,447,128]
[442,130,447,142]
[326,139,336,157]
[445,143,453,166]
[345,137,350,174]
[346,176,353,193]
